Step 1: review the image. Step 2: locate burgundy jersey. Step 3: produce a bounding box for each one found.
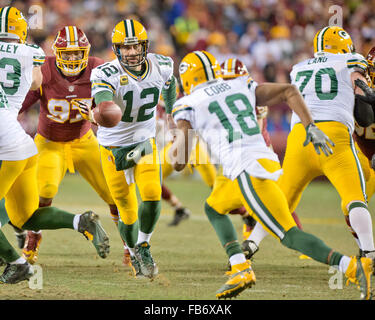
[354,123,375,161]
[21,56,104,142]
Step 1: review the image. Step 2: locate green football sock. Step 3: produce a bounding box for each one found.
[281,226,343,265]
[138,201,161,234]
[118,220,138,248]
[21,206,75,230]
[0,229,20,263]
[204,202,242,257]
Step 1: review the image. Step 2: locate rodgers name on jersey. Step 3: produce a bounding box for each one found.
[290,52,367,134]
[91,53,174,147]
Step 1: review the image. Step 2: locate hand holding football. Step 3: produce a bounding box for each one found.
[94,101,122,127]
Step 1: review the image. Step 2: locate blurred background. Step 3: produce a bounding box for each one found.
[4,0,375,160]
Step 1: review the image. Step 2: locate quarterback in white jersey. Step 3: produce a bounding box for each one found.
[88,19,177,279]
[170,50,373,300]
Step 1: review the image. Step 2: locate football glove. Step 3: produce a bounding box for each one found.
[303,123,335,157]
[72,100,96,123]
[354,79,375,104]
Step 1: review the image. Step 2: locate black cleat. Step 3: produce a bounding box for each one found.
[168,207,191,226]
[0,262,34,284]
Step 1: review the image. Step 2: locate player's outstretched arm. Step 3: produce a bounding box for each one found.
[255,83,335,156]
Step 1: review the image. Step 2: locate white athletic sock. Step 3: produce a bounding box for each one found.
[137,231,152,244]
[349,206,375,252]
[338,256,351,273]
[10,257,27,265]
[229,253,246,266]
[247,222,268,245]
[128,247,135,257]
[73,214,81,231]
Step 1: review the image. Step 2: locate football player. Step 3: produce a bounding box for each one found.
[170,50,373,300]
[245,27,375,261]
[344,46,375,252]
[19,26,129,266]
[221,58,306,258]
[87,19,177,278]
[0,6,109,283]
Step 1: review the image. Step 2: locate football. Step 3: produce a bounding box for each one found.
[94,101,122,127]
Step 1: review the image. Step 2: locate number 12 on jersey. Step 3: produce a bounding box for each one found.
[208,93,260,143]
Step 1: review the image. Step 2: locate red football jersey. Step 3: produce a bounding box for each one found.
[21,56,104,142]
[354,123,375,161]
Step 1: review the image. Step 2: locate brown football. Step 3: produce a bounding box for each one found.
[94,101,122,127]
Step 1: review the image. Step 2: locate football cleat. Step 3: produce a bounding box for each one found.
[216,260,256,299]
[241,240,259,260]
[130,256,145,278]
[78,211,110,259]
[22,231,42,264]
[345,256,373,300]
[168,207,191,226]
[0,262,34,284]
[134,241,158,278]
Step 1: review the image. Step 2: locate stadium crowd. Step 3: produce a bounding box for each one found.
[8,0,375,156]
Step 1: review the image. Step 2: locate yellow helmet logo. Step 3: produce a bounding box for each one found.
[111,19,149,68]
[179,50,221,95]
[314,26,354,54]
[0,6,28,43]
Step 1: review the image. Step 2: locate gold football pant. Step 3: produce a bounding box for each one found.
[35,129,114,205]
[206,159,296,240]
[161,140,217,188]
[0,156,39,228]
[279,122,367,215]
[100,138,162,225]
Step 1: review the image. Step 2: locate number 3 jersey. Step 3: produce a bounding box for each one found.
[172,77,280,181]
[0,41,45,160]
[290,52,368,134]
[21,56,104,142]
[90,53,174,147]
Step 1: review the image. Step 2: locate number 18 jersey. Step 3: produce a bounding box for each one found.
[290,52,367,134]
[172,77,280,181]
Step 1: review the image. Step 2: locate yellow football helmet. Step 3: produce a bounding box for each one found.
[0,6,27,43]
[313,26,354,54]
[179,50,222,95]
[112,19,148,68]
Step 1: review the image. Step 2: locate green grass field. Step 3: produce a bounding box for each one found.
[1,173,374,300]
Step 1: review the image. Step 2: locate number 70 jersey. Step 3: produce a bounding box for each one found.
[172,77,280,181]
[90,53,174,147]
[290,52,367,134]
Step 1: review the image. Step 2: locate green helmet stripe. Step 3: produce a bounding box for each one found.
[0,8,3,33]
[194,52,209,81]
[317,26,329,52]
[4,6,9,32]
[123,20,128,38]
[130,20,135,37]
[201,51,216,79]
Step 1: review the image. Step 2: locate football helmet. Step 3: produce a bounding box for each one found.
[179,50,221,95]
[0,6,27,43]
[112,19,148,68]
[366,46,375,87]
[313,26,354,54]
[221,58,249,79]
[52,26,91,76]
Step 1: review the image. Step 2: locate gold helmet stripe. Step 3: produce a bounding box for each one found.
[194,51,215,81]
[0,6,10,33]
[316,26,329,52]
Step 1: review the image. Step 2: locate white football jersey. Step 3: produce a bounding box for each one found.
[0,85,37,160]
[290,52,367,134]
[172,77,281,181]
[0,41,45,116]
[91,53,174,147]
